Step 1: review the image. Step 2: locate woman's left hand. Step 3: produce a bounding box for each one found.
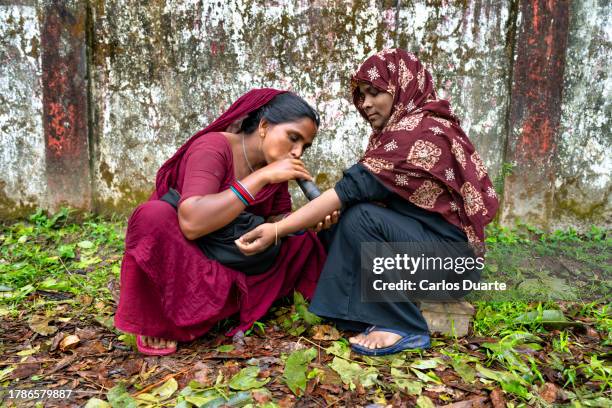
[310,210,340,233]
[235,223,277,255]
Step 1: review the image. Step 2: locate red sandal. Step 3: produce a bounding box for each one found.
[136,335,177,356]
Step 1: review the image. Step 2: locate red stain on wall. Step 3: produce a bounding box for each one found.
[508,0,569,165]
[41,1,91,209]
[502,0,570,225]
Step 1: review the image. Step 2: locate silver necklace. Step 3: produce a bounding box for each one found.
[242,135,255,174]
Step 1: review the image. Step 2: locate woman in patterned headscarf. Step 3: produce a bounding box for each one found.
[237,49,499,355]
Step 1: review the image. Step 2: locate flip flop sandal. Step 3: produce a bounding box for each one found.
[350,326,430,356]
[136,335,177,356]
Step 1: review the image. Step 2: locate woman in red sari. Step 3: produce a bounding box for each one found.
[115,89,329,355]
[238,50,499,356]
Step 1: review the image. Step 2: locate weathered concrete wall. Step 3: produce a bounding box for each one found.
[89,0,394,213]
[0,0,610,229]
[90,0,513,213]
[553,0,611,229]
[501,0,570,227]
[41,0,91,212]
[0,3,46,217]
[395,0,514,182]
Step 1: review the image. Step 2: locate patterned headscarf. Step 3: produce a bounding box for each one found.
[351,49,498,243]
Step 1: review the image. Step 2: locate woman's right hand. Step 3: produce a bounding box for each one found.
[235,223,277,255]
[258,158,313,184]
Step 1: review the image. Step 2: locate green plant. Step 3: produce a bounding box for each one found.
[580,355,612,391]
[552,331,571,354]
[493,162,515,197]
[481,331,542,380]
[245,321,266,336]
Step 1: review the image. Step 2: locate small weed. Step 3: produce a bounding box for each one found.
[552,331,571,354]
[493,162,515,197]
[245,321,266,336]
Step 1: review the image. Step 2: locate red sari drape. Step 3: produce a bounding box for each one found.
[115,89,326,341]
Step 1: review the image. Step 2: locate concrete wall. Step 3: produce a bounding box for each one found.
[1,0,610,230]
[0,3,46,216]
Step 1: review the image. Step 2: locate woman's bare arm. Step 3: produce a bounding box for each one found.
[277,189,342,236]
[178,171,269,240]
[235,188,342,255]
[178,158,313,240]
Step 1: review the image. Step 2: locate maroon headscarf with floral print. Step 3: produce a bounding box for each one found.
[351,49,498,243]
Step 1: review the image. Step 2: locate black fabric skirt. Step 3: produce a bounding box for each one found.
[309,201,467,335]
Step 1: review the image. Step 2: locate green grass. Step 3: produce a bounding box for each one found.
[473,223,611,303]
[0,209,610,407]
[0,208,124,308]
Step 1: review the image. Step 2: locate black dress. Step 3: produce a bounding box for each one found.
[309,164,468,335]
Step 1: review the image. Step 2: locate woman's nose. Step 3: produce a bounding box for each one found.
[362,95,373,109]
[290,146,303,159]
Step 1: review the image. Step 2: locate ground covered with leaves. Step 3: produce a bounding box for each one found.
[0,209,610,407]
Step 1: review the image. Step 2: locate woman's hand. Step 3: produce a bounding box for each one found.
[309,210,340,232]
[258,158,313,184]
[235,223,277,255]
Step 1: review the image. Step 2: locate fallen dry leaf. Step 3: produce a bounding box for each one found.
[59,334,80,352]
[540,382,558,403]
[28,314,57,336]
[311,324,341,341]
[50,332,66,352]
[490,388,505,408]
[253,390,272,404]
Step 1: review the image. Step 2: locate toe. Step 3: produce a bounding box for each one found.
[349,334,365,345]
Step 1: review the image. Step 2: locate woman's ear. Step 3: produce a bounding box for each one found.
[225,119,243,133]
[258,118,269,137]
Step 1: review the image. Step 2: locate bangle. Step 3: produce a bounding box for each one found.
[235,180,255,201]
[231,180,254,205]
[275,222,278,246]
[230,186,249,206]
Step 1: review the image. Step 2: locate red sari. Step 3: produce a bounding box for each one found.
[115,90,326,341]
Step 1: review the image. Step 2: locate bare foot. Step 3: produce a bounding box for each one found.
[140,336,177,350]
[348,332,366,344]
[351,330,401,349]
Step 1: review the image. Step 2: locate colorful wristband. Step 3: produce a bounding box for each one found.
[230,186,249,206]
